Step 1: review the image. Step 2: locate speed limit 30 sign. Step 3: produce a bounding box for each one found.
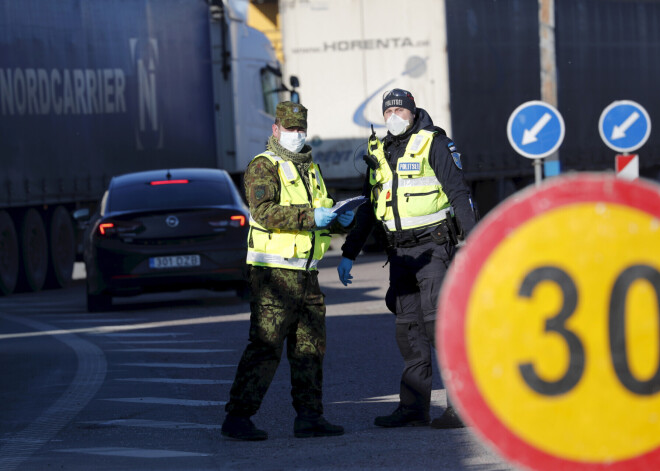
[438,174,660,471]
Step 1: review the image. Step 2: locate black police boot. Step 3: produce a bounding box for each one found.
[221,414,268,441]
[430,406,465,429]
[294,415,344,438]
[374,406,430,428]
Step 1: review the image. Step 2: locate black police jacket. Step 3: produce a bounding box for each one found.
[341,108,476,260]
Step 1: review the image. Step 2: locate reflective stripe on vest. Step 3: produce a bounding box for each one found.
[262,151,298,183]
[314,167,322,188]
[246,251,319,270]
[382,176,441,192]
[383,207,450,232]
[278,160,297,183]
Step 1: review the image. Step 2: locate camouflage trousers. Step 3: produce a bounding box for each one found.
[225,266,327,418]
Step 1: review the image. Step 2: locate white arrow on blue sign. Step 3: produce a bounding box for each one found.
[599,100,651,153]
[507,101,565,159]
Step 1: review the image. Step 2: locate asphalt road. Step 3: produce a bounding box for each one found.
[0,245,514,471]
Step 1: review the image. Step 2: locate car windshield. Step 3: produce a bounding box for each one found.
[107,179,233,213]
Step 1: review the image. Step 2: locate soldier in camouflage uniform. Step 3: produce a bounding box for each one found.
[222,101,355,441]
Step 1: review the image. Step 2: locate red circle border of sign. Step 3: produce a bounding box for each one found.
[438,173,660,471]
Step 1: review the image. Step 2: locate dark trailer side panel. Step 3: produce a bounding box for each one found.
[556,0,660,174]
[445,0,660,189]
[0,0,218,207]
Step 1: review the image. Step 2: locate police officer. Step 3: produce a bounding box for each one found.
[337,89,476,429]
[222,101,354,441]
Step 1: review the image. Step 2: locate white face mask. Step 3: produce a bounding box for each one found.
[385,113,411,136]
[279,130,307,153]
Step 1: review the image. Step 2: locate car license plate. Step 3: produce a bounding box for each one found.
[149,254,201,269]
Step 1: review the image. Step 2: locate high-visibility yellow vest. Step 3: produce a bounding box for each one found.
[246,151,334,270]
[368,130,450,232]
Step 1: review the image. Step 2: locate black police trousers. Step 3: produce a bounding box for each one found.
[385,240,454,415]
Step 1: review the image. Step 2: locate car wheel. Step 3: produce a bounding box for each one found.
[87,289,112,312]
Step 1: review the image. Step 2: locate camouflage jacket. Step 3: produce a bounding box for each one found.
[245,144,349,235]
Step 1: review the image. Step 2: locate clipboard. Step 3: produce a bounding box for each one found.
[330,196,368,215]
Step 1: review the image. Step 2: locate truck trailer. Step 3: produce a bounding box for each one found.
[0,0,292,295]
[279,0,660,212]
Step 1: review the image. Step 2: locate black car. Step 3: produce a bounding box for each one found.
[82,168,249,312]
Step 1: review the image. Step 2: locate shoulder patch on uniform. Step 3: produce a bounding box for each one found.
[254,186,266,201]
[452,152,462,170]
[447,141,462,169]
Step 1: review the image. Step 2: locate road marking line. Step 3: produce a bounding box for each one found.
[96,332,191,337]
[109,348,232,353]
[0,314,250,340]
[331,389,448,406]
[79,419,221,429]
[59,318,148,323]
[116,378,232,384]
[330,393,399,404]
[119,362,234,368]
[55,447,209,458]
[0,314,107,471]
[1,305,387,341]
[101,397,226,406]
[114,339,211,344]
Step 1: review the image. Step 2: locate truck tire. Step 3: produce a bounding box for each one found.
[17,208,49,292]
[46,206,75,289]
[0,211,19,295]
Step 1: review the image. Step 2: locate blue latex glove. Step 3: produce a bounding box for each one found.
[314,207,337,228]
[337,257,354,286]
[337,210,355,227]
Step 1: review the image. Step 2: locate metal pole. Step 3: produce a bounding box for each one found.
[533,159,543,187]
[539,0,559,177]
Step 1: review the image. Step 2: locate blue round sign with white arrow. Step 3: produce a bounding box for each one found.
[599,100,651,153]
[507,101,565,159]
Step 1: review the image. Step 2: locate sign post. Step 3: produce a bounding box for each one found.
[599,100,651,180]
[438,173,660,471]
[507,101,565,186]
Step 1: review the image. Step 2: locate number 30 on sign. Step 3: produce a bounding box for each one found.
[438,173,660,471]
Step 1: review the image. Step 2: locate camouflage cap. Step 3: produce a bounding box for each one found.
[276,101,307,129]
